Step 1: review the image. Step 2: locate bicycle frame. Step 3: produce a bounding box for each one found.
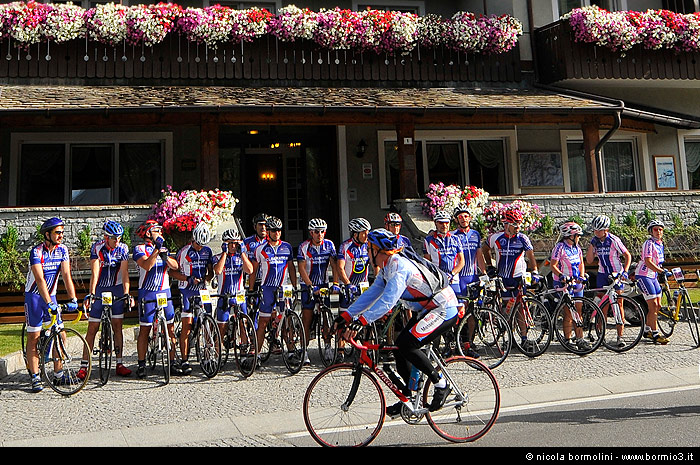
[596,273,629,326]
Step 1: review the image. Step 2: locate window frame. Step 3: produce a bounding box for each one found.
[353,1,425,14]
[201,0,282,11]
[553,0,628,17]
[9,132,173,206]
[677,129,700,190]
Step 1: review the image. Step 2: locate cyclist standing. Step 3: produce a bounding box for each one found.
[249,216,298,364]
[213,228,253,339]
[337,218,372,311]
[244,213,268,323]
[79,221,133,380]
[423,210,464,295]
[24,218,79,392]
[586,215,632,348]
[334,228,459,417]
[634,220,670,344]
[384,212,413,251]
[133,220,180,378]
[170,223,216,375]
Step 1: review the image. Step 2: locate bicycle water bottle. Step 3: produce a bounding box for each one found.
[408,365,421,391]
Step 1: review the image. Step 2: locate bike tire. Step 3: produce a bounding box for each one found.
[510,297,552,357]
[234,313,258,377]
[20,323,28,367]
[423,356,500,443]
[657,287,675,337]
[317,307,338,367]
[600,295,645,352]
[41,328,91,396]
[98,318,113,386]
[458,308,512,369]
[303,363,385,447]
[196,313,222,378]
[281,311,306,374]
[682,295,700,348]
[159,317,170,385]
[552,297,604,355]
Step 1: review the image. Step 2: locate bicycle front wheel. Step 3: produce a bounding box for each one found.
[196,313,222,378]
[234,313,258,377]
[281,312,306,374]
[510,297,552,357]
[682,296,700,348]
[98,318,113,385]
[41,328,91,396]
[552,297,604,355]
[601,295,645,352]
[657,288,676,337]
[458,308,512,369]
[317,307,338,367]
[303,363,385,447]
[423,356,500,443]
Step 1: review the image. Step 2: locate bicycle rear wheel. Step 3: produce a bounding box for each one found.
[196,313,222,378]
[423,356,500,443]
[281,312,306,374]
[682,295,700,348]
[601,295,644,352]
[303,363,385,447]
[510,297,552,357]
[41,328,91,396]
[317,307,338,367]
[657,288,676,337]
[98,318,113,385]
[234,313,258,377]
[458,308,512,369]
[258,319,274,363]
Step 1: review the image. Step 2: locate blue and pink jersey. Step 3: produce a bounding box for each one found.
[90,240,129,288]
[133,243,171,291]
[590,233,629,277]
[337,238,370,286]
[453,228,481,278]
[253,240,295,288]
[25,243,69,295]
[423,232,463,284]
[215,252,247,295]
[175,244,215,291]
[486,231,534,279]
[635,238,664,279]
[297,239,336,286]
[550,241,584,281]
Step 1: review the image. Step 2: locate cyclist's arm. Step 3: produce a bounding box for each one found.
[336,258,350,285]
[88,258,100,296]
[213,252,226,275]
[297,259,313,288]
[248,260,259,292]
[453,251,465,275]
[329,256,339,285]
[347,268,409,325]
[644,255,664,274]
[136,247,160,272]
[526,249,539,274]
[622,249,632,273]
[288,257,297,288]
[30,263,52,306]
[585,244,596,265]
[475,247,486,274]
[120,258,130,296]
[60,257,77,301]
[481,243,494,268]
[549,258,562,277]
[168,268,189,282]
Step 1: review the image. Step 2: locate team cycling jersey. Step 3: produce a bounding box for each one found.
[550,241,584,281]
[215,252,247,296]
[253,240,295,288]
[133,243,171,291]
[297,239,336,286]
[345,253,459,325]
[452,228,481,278]
[337,238,370,286]
[635,238,664,279]
[90,240,129,288]
[25,243,69,295]
[590,233,629,276]
[486,231,534,279]
[175,244,215,291]
[422,232,462,284]
[244,234,266,283]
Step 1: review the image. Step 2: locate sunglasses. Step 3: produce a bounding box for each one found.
[268,228,281,232]
[310,230,326,234]
[53,230,65,235]
[107,235,121,240]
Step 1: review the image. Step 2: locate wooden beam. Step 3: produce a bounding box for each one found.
[200,115,219,189]
[396,120,419,199]
[581,122,601,193]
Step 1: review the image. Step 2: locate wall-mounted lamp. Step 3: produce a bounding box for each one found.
[356,139,368,158]
[261,172,276,181]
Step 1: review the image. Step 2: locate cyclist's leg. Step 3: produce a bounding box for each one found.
[24,293,49,389]
[255,286,276,357]
[300,286,315,346]
[179,289,197,363]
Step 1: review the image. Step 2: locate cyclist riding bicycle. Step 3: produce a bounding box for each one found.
[423,210,465,296]
[79,221,133,380]
[249,216,298,365]
[213,228,254,340]
[133,220,180,378]
[337,218,372,312]
[170,223,216,375]
[634,220,670,345]
[334,228,459,417]
[24,217,79,392]
[297,218,339,366]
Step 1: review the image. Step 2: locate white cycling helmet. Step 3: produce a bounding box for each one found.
[192,223,212,245]
[433,210,451,223]
[647,219,665,233]
[590,215,611,231]
[559,221,582,238]
[348,218,371,233]
[221,228,241,242]
[266,216,283,230]
[308,218,327,231]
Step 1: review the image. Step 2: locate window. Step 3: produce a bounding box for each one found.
[425,142,464,188]
[566,141,589,192]
[556,0,626,16]
[204,1,280,12]
[71,145,113,205]
[18,144,65,206]
[683,140,700,189]
[663,0,698,14]
[467,140,507,196]
[353,1,424,14]
[602,140,638,192]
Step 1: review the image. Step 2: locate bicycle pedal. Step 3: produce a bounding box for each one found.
[92,349,100,355]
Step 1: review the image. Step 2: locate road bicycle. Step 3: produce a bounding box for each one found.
[92,292,132,385]
[258,285,307,374]
[177,291,223,378]
[21,303,91,396]
[140,293,178,385]
[657,268,700,348]
[308,284,340,367]
[302,335,500,447]
[217,291,258,377]
[593,272,645,352]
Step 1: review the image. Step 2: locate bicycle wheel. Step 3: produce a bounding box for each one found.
[510,297,552,357]
[682,295,700,348]
[221,318,233,368]
[657,287,676,337]
[600,295,645,352]
[317,307,338,367]
[196,313,222,378]
[552,297,604,355]
[234,313,258,377]
[41,328,91,396]
[281,312,306,374]
[98,318,113,385]
[458,308,512,369]
[158,318,170,385]
[259,319,274,363]
[423,356,500,443]
[303,363,385,447]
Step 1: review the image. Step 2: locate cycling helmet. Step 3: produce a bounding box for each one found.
[502,209,524,225]
[136,220,161,239]
[647,219,665,233]
[103,220,124,237]
[453,204,471,218]
[252,213,268,226]
[433,210,451,223]
[384,212,403,224]
[367,228,401,252]
[40,217,64,235]
[308,218,327,231]
[192,223,212,245]
[221,228,241,242]
[348,218,371,233]
[267,216,283,231]
[559,221,583,238]
[590,215,611,231]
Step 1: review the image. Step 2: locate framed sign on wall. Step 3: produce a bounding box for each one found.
[653,155,677,190]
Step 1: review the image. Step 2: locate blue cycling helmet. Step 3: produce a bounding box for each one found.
[103,220,124,237]
[40,217,64,235]
[367,228,401,252]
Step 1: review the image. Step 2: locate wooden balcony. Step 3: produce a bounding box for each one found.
[535,20,700,84]
[0,35,521,86]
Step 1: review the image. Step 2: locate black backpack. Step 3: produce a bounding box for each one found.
[396,246,451,301]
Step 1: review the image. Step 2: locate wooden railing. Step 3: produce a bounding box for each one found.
[0,35,521,85]
[535,20,700,83]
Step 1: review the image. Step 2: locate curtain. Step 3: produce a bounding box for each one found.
[469,140,503,169]
[567,142,588,192]
[603,141,636,192]
[119,143,162,204]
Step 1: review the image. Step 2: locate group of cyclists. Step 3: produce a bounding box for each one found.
[22,204,674,417]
